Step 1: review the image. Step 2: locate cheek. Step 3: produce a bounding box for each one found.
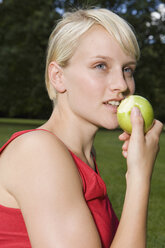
[65,76,93,107]
[132,81,135,94]
[128,79,135,94]
[69,73,103,98]
[63,66,105,107]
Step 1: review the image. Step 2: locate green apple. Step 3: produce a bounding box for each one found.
[117,95,154,134]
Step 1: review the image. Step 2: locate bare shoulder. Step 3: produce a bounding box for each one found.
[2,130,101,247]
[3,129,81,190]
[0,129,81,206]
[6,129,70,159]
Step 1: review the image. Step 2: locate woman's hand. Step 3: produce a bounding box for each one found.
[119,107,163,182]
[112,107,163,248]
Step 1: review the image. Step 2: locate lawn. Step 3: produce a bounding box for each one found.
[0,118,164,248]
[94,129,165,248]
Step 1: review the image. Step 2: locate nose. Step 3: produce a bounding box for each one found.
[108,69,128,93]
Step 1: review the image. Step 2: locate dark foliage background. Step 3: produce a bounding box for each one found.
[0,0,164,121]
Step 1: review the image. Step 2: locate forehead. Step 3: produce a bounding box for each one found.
[70,25,135,63]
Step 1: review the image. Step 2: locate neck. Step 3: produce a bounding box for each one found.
[40,105,99,163]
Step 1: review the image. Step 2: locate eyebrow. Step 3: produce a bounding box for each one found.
[90,55,112,60]
[90,55,137,66]
[123,61,137,67]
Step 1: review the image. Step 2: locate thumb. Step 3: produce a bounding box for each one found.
[131,107,144,140]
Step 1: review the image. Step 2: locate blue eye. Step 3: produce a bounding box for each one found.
[123,67,134,77]
[95,63,107,70]
[124,67,131,73]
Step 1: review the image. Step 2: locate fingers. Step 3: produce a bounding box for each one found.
[119,133,130,158]
[122,140,129,158]
[122,140,129,151]
[147,119,163,138]
[130,107,145,143]
[118,132,130,141]
[146,120,163,156]
[122,107,144,160]
[119,107,145,142]
[122,150,128,159]
[118,107,163,161]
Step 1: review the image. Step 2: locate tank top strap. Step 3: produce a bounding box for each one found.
[0,129,54,154]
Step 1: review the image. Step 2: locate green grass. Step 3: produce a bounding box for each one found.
[94,129,165,248]
[0,118,45,145]
[0,119,164,247]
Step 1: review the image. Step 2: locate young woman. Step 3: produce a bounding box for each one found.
[0,8,163,248]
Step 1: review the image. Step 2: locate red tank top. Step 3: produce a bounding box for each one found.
[0,129,119,248]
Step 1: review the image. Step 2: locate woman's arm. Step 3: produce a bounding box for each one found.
[7,131,102,248]
[111,107,163,248]
[5,107,163,248]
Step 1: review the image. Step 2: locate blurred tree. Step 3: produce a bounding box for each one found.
[0,0,60,118]
[0,0,164,121]
[118,0,165,121]
[60,0,165,121]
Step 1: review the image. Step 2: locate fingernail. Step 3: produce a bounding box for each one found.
[132,107,140,116]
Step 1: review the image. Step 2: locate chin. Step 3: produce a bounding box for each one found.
[100,120,119,130]
[104,125,119,131]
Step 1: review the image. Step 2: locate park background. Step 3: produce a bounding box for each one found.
[0,0,165,247]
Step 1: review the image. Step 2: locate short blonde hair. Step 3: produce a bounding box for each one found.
[45,8,140,101]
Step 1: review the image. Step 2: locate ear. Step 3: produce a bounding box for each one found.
[48,61,66,93]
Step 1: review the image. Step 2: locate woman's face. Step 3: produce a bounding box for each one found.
[61,25,136,130]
